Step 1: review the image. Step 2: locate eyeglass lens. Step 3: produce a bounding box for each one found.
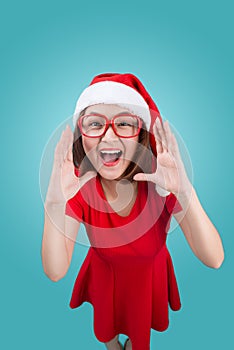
[81,115,140,137]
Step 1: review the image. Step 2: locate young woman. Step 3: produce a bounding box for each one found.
[41,73,224,350]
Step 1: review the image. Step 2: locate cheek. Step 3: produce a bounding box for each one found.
[82,137,98,154]
[123,138,139,159]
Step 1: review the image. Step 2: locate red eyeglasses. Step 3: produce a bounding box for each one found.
[78,113,142,138]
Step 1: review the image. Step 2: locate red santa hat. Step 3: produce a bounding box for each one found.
[73,72,163,157]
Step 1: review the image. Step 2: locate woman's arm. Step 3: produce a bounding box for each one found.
[41,202,80,282]
[41,125,84,282]
[133,119,224,269]
[41,124,95,281]
[173,185,224,269]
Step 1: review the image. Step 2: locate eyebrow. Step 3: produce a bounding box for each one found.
[88,111,133,116]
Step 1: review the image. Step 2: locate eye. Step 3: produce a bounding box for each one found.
[82,115,105,129]
[117,121,131,127]
[89,121,103,127]
[115,118,138,128]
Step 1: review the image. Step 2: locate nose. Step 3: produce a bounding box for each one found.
[101,124,118,141]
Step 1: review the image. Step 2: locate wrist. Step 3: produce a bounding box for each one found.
[175,179,193,196]
[174,183,194,208]
[45,200,66,211]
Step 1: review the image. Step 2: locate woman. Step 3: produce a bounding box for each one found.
[41,73,224,350]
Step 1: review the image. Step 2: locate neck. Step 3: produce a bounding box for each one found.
[100,177,137,202]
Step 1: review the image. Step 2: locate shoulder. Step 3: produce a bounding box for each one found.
[139,182,182,216]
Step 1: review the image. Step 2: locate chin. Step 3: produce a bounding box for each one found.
[89,154,132,181]
[98,167,125,181]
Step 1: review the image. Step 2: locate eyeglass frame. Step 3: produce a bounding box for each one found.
[78,113,143,138]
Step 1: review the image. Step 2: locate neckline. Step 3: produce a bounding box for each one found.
[96,175,141,219]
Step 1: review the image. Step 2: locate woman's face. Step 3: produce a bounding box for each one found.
[81,104,140,180]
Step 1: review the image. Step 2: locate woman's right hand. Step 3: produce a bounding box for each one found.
[45,125,96,205]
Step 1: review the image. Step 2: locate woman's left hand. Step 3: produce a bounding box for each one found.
[133,118,192,196]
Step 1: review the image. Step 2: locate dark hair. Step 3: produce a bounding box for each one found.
[72,109,153,181]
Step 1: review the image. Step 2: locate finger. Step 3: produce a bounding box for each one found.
[155,118,168,152]
[164,122,182,163]
[59,128,65,140]
[171,133,181,159]
[163,120,173,152]
[133,172,156,183]
[56,127,67,159]
[153,121,163,154]
[63,125,74,160]
[65,125,74,145]
[54,126,74,166]
[66,147,73,162]
[63,125,69,145]
[54,131,66,164]
[54,143,63,165]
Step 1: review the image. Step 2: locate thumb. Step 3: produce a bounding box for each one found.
[133,172,156,183]
[67,147,73,162]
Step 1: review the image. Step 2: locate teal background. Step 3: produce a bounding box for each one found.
[1,0,233,349]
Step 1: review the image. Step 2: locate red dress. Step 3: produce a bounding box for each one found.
[65,176,183,350]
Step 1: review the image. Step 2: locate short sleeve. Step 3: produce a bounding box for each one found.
[65,193,83,223]
[165,193,183,215]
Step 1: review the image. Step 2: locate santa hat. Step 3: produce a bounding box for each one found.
[73,73,169,196]
[73,72,163,157]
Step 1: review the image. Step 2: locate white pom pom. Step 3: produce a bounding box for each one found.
[155,184,170,197]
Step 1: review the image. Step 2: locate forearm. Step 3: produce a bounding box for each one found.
[41,202,69,281]
[175,186,224,268]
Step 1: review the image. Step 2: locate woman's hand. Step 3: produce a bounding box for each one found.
[133,118,192,195]
[45,125,96,204]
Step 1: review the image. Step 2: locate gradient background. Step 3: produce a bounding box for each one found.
[1,0,233,349]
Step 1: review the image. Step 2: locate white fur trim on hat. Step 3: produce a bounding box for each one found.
[155,185,170,197]
[73,81,151,130]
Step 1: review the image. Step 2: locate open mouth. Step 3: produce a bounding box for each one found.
[99,149,123,166]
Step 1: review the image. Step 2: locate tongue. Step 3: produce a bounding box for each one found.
[103,154,119,163]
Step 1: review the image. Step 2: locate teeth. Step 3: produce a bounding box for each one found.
[100,150,122,155]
